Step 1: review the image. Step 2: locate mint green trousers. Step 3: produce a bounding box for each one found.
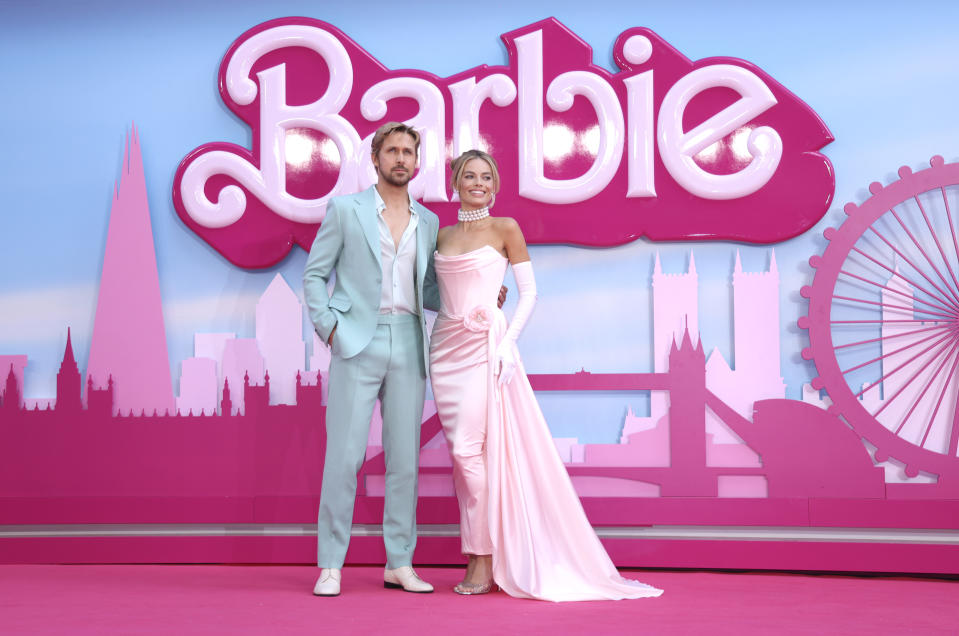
[317,314,426,569]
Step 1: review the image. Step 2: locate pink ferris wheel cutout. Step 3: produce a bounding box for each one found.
[801,156,959,485]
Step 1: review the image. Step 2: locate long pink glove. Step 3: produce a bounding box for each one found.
[495,261,536,385]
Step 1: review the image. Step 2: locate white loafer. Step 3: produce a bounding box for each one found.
[384,566,433,593]
[313,568,341,596]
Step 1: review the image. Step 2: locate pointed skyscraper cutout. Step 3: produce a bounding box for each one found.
[86,126,174,414]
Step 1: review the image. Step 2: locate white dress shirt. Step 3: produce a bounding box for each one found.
[374,187,419,315]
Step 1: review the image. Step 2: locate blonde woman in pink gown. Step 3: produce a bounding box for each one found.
[429,150,663,602]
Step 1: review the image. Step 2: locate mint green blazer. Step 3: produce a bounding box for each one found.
[303,186,440,372]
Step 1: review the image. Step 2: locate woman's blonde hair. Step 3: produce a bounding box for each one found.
[449,150,500,199]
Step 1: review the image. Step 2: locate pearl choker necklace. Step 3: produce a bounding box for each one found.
[458,206,490,222]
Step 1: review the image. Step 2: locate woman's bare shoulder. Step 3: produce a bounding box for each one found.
[492,216,523,236]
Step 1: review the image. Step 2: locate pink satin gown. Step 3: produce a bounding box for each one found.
[429,245,663,601]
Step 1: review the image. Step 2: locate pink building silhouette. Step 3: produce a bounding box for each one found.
[0,356,27,411]
[2,365,22,413]
[706,251,786,416]
[56,329,82,412]
[256,274,306,406]
[176,357,217,415]
[221,338,264,415]
[852,270,952,483]
[85,127,174,415]
[176,333,239,416]
[874,271,954,455]
[648,251,699,426]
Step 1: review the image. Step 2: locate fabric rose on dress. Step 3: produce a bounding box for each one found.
[463,305,496,333]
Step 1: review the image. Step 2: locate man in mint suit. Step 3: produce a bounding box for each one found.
[304,122,439,596]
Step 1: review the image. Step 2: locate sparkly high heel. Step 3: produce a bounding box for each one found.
[454,580,497,595]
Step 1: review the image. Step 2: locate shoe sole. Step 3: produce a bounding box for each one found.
[384,582,434,593]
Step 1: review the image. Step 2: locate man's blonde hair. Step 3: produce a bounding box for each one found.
[371,122,421,157]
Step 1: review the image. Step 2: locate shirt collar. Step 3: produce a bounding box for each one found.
[373,186,418,218]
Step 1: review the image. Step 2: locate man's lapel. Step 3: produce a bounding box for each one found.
[413,202,431,286]
[354,186,381,267]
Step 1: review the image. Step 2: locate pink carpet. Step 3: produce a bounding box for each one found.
[1,565,955,634]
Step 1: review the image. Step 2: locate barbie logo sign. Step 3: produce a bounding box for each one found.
[174,17,834,268]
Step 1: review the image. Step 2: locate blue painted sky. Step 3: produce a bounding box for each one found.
[2,1,959,439]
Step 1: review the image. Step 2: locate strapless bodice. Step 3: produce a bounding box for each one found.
[433,244,508,318]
